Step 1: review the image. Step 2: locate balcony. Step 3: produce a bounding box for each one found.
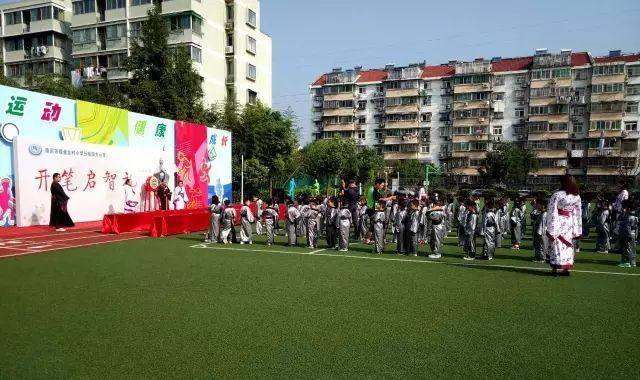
[453,100,491,111]
[449,167,480,176]
[385,88,419,97]
[105,36,127,50]
[385,104,419,114]
[453,83,490,94]
[385,120,419,129]
[384,151,420,160]
[163,0,205,16]
[323,92,353,101]
[527,131,569,141]
[384,135,420,145]
[587,147,621,157]
[535,149,568,159]
[21,46,67,61]
[452,117,489,127]
[533,167,567,176]
[106,68,128,81]
[591,74,626,85]
[528,114,569,124]
[530,78,572,89]
[452,151,487,160]
[588,129,622,138]
[225,74,235,84]
[323,108,353,117]
[452,134,489,143]
[169,28,203,45]
[323,123,356,132]
[587,167,624,176]
[591,92,624,103]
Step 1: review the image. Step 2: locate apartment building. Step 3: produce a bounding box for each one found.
[1,0,271,107]
[310,49,640,187]
[0,0,73,86]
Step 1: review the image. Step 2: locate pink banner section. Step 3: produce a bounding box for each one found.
[174,121,209,209]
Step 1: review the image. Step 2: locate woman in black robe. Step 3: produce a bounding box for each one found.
[49,173,75,231]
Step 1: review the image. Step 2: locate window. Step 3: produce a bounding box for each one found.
[30,61,54,75]
[493,93,504,101]
[4,11,21,25]
[247,9,257,27]
[572,122,583,133]
[358,131,366,139]
[192,16,202,35]
[358,87,366,94]
[531,68,571,80]
[493,76,505,86]
[169,15,190,31]
[625,122,638,131]
[73,0,95,15]
[422,95,431,106]
[107,53,126,68]
[453,74,490,85]
[191,46,202,63]
[30,6,52,21]
[357,101,366,110]
[421,113,432,122]
[493,126,502,135]
[247,63,256,81]
[324,100,354,109]
[626,102,638,114]
[130,21,143,37]
[248,90,257,104]
[246,36,256,55]
[131,0,152,6]
[7,64,23,77]
[106,0,125,9]
[628,66,640,77]
[454,92,489,101]
[73,28,96,44]
[375,132,383,140]
[106,24,126,39]
[590,120,621,131]
[574,69,587,80]
[424,82,431,90]
[357,116,366,124]
[591,102,624,113]
[592,83,624,93]
[515,108,525,118]
[420,145,430,153]
[492,112,503,119]
[626,85,640,96]
[323,84,354,94]
[53,7,65,21]
[5,37,23,51]
[593,64,625,76]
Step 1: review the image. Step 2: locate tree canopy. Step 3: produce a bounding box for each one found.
[480,143,539,185]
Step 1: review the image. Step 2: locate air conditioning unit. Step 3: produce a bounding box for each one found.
[479,118,486,123]
[482,83,490,89]
[225,46,234,54]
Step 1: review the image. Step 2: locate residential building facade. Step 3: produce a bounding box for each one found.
[1,0,271,107]
[310,49,640,187]
[0,0,73,86]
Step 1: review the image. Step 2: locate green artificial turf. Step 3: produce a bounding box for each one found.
[0,230,638,379]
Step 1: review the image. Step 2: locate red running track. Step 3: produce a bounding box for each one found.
[0,225,147,259]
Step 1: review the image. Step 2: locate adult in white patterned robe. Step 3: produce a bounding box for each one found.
[545,175,582,275]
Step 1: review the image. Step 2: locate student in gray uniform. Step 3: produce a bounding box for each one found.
[618,200,638,268]
[576,196,591,253]
[394,197,407,255]
[205,195,222,243]
[325,197,338,249]
[419,200,431,245]
[531,198,548,262]
[263,198,279,246]
[384,200,393,240]
[510,198,525,250]
[240,197,255,244]
[428,199,447,259]
[595,199,611,254]
[337,201,352,251]
[372,200,387,254]
[253,196,264,235]
[356,197,368,241]
[318,198,327,238]
[520,200,527,239]
[220,199,237,244]
[497,197,510,248]
[456,196,467,247]
[297,199,309,238]
[285,200,300,247]
[391,200,399,243]
[463,200,479,260]
[405,199,420,256]
[445,195,455,234]
[481,198,500,260]
[306,200,320,249]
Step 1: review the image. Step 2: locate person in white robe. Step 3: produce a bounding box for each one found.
[172,180,189,210]
[123,179,139,213]
[545,174,582,276]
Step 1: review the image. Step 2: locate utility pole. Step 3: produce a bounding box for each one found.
[240,154,244,203]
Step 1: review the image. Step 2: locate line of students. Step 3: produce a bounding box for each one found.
[203,191,637,268]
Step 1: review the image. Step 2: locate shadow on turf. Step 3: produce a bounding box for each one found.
[458,263,553,277]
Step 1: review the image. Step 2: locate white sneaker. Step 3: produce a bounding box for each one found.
[428,253,441,259]
[411,253,418,257]
[240,241,245,245]
[56,228,66,232]
[463,256,475,261]
[339,249,348,252]
[204,239,211,243]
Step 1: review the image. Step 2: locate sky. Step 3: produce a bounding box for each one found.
[2,0,637,144]
[261,0,640,145]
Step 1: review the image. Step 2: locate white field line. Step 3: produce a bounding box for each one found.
[0,236,147,259]
[0,229,102,241]
[191,244,640,277]
[3,231,139,248]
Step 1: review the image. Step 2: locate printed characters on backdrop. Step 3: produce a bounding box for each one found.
[123,178,139,213]
[49,172,74,231]
[173,180,189,210]
[0,177,15,226]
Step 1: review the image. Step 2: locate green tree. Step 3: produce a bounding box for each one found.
[126,3,204,121]
[302,138,357,186]
[480,143,539,186]
[393,159,424,179]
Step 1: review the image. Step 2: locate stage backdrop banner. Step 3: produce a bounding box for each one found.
[206,128,233,202]
[128,112,175,152]
[13,135,175,226]
[76,100,128,146]
[0,85,77,227]
[175,121,208,209]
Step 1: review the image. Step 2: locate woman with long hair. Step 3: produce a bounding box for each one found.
[545,174,582,276]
